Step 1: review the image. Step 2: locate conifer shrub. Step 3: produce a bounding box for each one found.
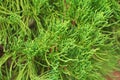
[0,0,120,80]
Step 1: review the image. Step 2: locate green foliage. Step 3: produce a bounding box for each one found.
[0,0,120,80]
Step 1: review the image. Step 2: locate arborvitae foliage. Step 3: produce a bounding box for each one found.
[0,0,120,80]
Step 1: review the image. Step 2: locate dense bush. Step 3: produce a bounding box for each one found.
[0,0,120,80]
